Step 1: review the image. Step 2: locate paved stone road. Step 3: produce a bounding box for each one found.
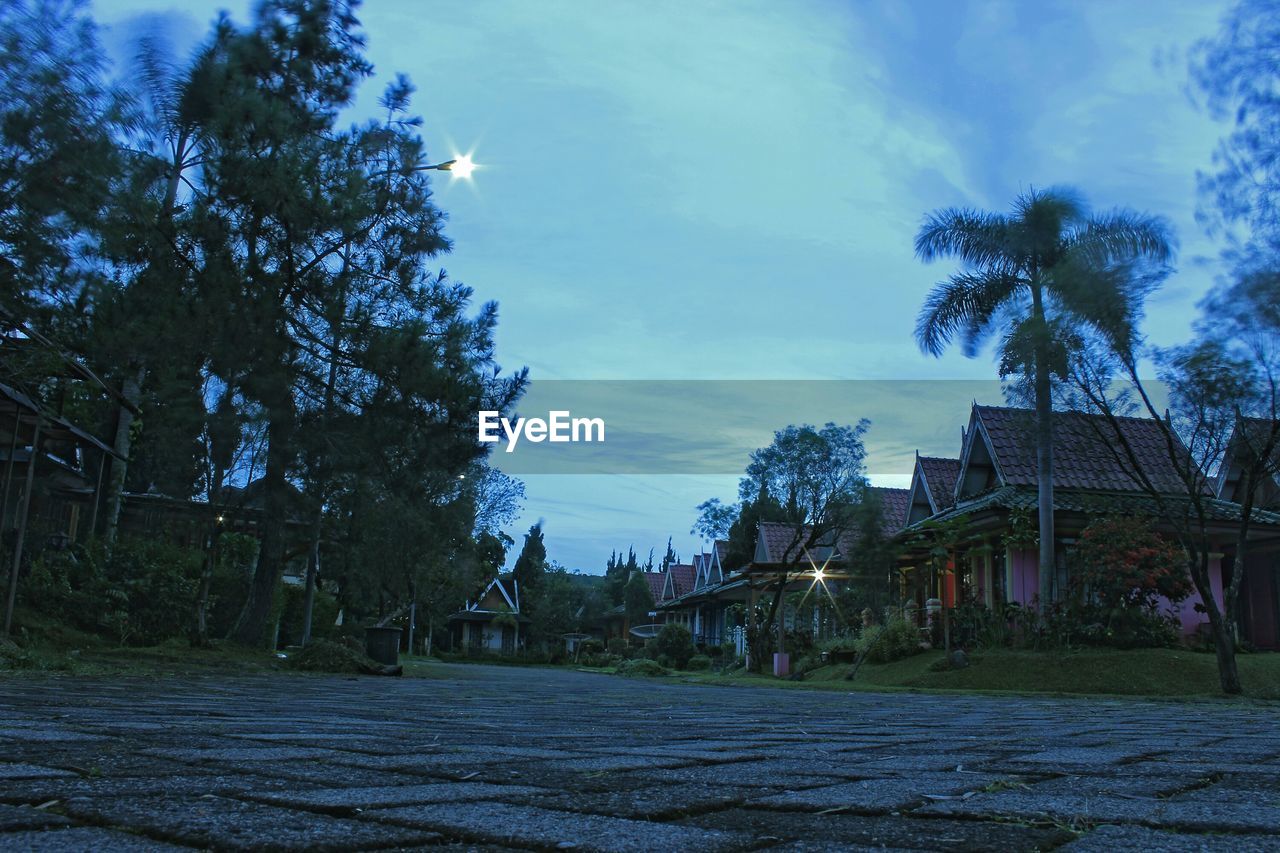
[0,664,1278,851]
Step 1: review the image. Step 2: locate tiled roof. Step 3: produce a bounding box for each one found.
[1217,419,1280,501]
[642,571,665,604]
[871,486,911,532]
[974,406,1199,495]
[755,521,847,565]
[667,564,696,597]
[924,484,1280,527]
[917,456,961,509]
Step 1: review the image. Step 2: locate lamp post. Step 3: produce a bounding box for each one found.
[376,154,476,180]
[422,154,476,178]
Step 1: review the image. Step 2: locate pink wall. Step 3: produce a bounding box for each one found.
[1008,549,1038,605]
[1003,548,1221,639]
[1168,556,1224,637]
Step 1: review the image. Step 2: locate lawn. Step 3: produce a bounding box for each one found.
[683,647,1280,700]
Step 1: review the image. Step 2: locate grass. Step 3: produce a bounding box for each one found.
[674,647,1280,701]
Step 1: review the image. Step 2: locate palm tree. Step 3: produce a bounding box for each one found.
[914,186,1173,611]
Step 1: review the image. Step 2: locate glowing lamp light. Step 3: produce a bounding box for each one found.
[443,153,476,179]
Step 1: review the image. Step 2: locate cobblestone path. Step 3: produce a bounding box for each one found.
[1,664,1278,850]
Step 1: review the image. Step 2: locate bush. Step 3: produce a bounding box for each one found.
[1067,515,1190,649]
[23,539,203,646]
[607,637,629,657]
[288,639,380,674]
[853,609,923,664]
[579,639,605,657]
[686,654,712,671]
[655,623,696,669]
[278,584,340,647]
[616,658,666,677]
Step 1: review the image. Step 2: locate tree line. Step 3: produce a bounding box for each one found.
[0,0,526,646]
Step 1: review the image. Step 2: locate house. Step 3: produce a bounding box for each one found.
[663,544,743,646]
[598,569,677,641]
[658,489,909,651]
[895,404,1280,647]
[1214,419,1280,650]
[448,575,529,654]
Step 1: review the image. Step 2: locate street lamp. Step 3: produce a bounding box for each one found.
[376,153,478,181]
[421,154,476,179]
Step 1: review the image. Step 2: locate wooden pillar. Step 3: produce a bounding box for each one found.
[4,417,41,636]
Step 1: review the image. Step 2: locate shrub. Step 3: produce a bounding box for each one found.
[655,623,696,669]
[278,584,340,647]
[288,640,374,673]
[23,539,202,646]
[579,639,604,657]
[853,609,923,664]
[607,637,629,657]
[686,654,712,671]
[616,658,666,677]
[1068,516,1192,649]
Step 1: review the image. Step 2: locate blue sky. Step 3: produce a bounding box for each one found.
[92,0,1233,572]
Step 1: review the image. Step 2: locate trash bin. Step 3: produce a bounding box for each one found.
[364,626,402,666]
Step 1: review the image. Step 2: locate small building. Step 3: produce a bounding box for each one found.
[894,404,1280,646]
[448,575,529,655]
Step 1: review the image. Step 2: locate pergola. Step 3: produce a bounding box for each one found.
[1,380,120,635]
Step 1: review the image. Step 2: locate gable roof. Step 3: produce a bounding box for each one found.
[960,405,1198,499]
[707,540,727,584]
[1217,419,1280,504]
[754,521,848,565]
[641,570,666,604]
[465,575,520,613]
[918,456,961,510]
[870,486,911,532]
[663,564,696,599]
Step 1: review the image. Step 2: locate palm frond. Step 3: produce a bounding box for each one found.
[1008,186,1087,260]
[914,208,1012,268]
[134,31,179,139]
[915,270,1022,357]
[1070,210,1176,267]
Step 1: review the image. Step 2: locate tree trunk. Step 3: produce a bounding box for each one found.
[230,404,294,648]
[300,539,318,646]
[1031,286,1055,613]
[192,539,215,647]
[103,367,145,547]
[1208,606,1242,694]
[405,578,417,655]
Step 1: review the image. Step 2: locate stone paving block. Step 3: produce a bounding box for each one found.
[0,803,71,831]
[1124,759,1280,778]
[630,760,849,789]
[365,800,752,851]
[1062,823,1280,852]
[529,754,695,773]
[841,752,1000,775]
[140,745,342,763]
[752,772,999,812]
[0,728,110,743]
[61,794,441,850]
[0,763,77,780]
[0,826,191,851]
[501,781,763,820]
[0,771,313,806]
[217,760,432,788]
[1005,746,1151,769]
[918,790,1280,833]
[245,781,544,812]
[685,807,1075,851]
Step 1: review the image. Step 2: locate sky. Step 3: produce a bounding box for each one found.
[91,0,1234,572]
